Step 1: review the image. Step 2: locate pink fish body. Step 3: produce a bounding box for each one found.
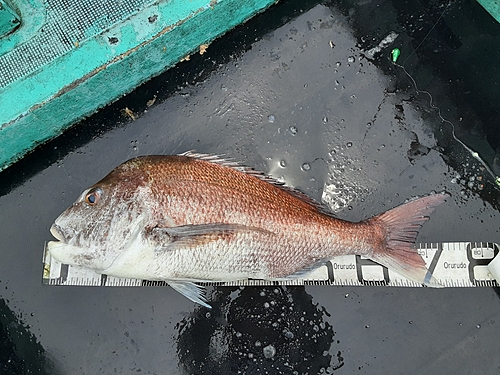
[48,152,447,307]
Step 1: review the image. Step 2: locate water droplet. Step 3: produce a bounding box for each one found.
[301,163,311,171]
[283,330,294,339]
[322,116,328,123]
[289,126,298,135]
[346,142,353,148]
[205,312,211,319]
[476,324,481,329]
[263,345,276,359]
[268,115,275,123]
[451,178,457,184]
[235,332,242,337]
[347,56,355,63]
[279,160,286,168]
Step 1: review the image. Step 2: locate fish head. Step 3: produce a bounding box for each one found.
[47,160,150,272]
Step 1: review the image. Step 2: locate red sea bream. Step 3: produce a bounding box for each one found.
[47,152,447,307]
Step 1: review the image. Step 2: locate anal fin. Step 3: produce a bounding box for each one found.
[273,261,327,281]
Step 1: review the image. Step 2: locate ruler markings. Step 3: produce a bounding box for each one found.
[42,242,500,288]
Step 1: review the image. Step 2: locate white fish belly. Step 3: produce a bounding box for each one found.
[153,235,273,281]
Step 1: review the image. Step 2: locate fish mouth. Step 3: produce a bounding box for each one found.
[50,223,69,243]
[47,224,74,264]
[47,224,79,265]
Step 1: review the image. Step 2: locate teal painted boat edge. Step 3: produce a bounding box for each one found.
[477,0,500,23]
[0,0,278,171]
[0,0,21,37]
[0,0,214,124]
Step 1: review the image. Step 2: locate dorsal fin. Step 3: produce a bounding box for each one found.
[178,151,332,215]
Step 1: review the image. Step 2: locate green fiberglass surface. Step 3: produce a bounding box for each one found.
[0,0,276,171]
[477,0,500,23]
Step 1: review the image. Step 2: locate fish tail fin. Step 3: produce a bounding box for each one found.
[368,193,449,287]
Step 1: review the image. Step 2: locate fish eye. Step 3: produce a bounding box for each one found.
[85,188,102,206]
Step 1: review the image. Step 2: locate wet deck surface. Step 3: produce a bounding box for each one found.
[1,0,500,374]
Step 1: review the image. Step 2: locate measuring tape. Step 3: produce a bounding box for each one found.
[42,242,499,288]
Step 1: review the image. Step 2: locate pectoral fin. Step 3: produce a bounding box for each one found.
[150,223,271,249]
[167,280,211,308]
